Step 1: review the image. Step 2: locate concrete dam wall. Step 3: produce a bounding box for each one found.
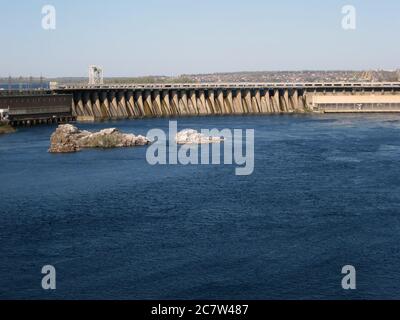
[56,83,400,120]
[67,88,309,119]
[5,83,400,126]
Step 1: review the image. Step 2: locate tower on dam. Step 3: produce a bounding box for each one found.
[88,66,104,85]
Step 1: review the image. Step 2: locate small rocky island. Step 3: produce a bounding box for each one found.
[49,124,150,153]
[0,122,16,135]
[176,129,225,144]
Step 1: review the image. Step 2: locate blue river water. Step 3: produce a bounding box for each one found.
[1,114,400,300]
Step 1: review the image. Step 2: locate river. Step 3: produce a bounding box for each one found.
[1,114,400,299]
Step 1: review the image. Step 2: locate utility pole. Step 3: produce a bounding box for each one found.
[8,75,12,93]
[40,74,43,91]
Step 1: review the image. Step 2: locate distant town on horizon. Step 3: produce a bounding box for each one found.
[1,70,400,89]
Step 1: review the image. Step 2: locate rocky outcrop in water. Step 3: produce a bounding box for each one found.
[49,124,150,153]
[0,122,15,135]
[175,129,224,144]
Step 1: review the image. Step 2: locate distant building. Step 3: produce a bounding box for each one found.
[49,81,59,90]
[0,108,9,120]
[0,94,73,125]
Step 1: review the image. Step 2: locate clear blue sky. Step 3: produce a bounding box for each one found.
[0,0,399,77]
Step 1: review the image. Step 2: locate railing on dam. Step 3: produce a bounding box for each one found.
[57,82,400,90]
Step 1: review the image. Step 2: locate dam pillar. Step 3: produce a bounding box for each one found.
[239,90,246,113]
[152,90,162,116]
[161,91,171,116]
[232,90,239,113]
[198,90,207,115]
[297,91,305,111]
[225,90,233,114]
[273,90,280,112]
[254,90,261,113]
[179,91,189,115]
[291,89,299,111]
[267,90,274,113]
[143,90,154,116]
[92,91,102,118]
[71,98,77,117]
[109,91,119,118]
[171,90,180,116]
[207,90,217,114]
[233,90,243,114]
[188,90,198,115]
[282,89,290,112]
[125,91,135,118]
[117,91,128,118]
[74,92,85,116]
[243,89,252,113]
[83,91,94,117]
[216,90,225,114]
[99,91,111,118]
[135,91,145,117]
[260,90,268,113]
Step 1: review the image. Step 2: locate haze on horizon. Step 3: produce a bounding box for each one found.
[0,0,399,78]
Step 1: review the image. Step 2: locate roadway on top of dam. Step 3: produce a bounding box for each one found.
[57,82,400,91]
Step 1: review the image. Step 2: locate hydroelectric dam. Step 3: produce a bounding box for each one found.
[58,82,400,120]
[3,82,400,125]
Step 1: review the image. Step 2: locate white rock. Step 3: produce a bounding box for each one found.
[99,128,119,135]
[175,129,224,145]
[56,124,79,134]
[49,124,150,153]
